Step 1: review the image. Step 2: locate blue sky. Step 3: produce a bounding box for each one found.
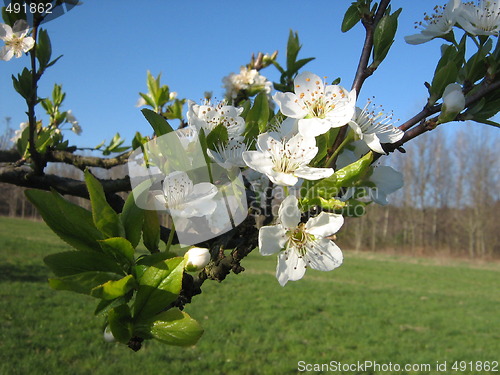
[0,1,482,150]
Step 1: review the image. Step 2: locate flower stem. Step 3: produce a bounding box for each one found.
[325,130,354,168]
[165,220,175,252]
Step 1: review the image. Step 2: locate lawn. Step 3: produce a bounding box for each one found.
[0,216,499,375]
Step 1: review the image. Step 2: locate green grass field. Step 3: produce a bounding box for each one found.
[0,216,499,375]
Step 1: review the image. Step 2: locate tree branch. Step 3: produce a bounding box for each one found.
[0,164,130,209]
[0,149,22,163]
[330,0,391,167]
[46,150,132,170]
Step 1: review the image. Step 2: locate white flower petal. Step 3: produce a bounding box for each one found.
[191,182,218,200]
[363,133,386,154]
[404,33,433,45]
[368,166,403,205]
[259,225,287,255]
[298,118,335,138]
[284,249,307,281]
[12,20,29,35]
[0,45,13,61]
[276,251,290,286]
[294,166,334,181]
[278,195,301,229]
[242,150,274,175]
[273,92,308,118]
[0,23,12,39]
[375,126,404,144]
[294,72,324,103]
[305,239,343,272]
[306,212,344,237]
[267,170,299,186]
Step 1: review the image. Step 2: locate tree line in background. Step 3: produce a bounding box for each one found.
[2,121,498,259]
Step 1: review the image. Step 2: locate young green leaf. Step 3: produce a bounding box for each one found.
[108,304,133,344]
[119,192,144,248]
[44,251,124,277]
[133,257,185,321]
[141,108,174,136]
[25,189,104,252]
[341,2,361,32]
[142,210,160,253]
[84,170,124,238]
[36,28,52,71]
[147,309,204,346]
[49,271,123,296]
[206,124,229,150]
[90,275,137,300]
[99,237,135,268]
[244,91,269,142]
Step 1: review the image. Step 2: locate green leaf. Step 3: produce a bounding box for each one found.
[91,275,137,300]
[12,68,33,100]
[372,8,401,66]
[99,237,135,268]
[292,57,315,73]
[25,189,104,252]
[146,71,160,104]
[36,28,52,70]
[341,2,361,32]
[303,152,374,200]
[206,124,229,150]
[197,128,214,183]
[49,271,123,296]
[84,170,124,238]
[429,61,459,104]
[142,210,160,253]
[108,304,133,344]
[119,193,144,248]
[44,251,124,277]
[309,133,329,166]
[141,108,174,136]
[244,91,270,142]
[133,257,185,321]
[286,30,300,71]
[147,309,203,347]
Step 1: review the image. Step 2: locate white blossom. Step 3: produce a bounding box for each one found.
[242,131,334,187]
[259,195,344,286]
[207,137,249,169]
[405,0,462,44]
[154,171,217,218]
[273,72,356,138]
[456,0,500,36]
[187,100,245,138]
[0,20,35,61]
[223,66,272,100]
[10,121,28,143]
[348,101,403,154]
[66,110,82,135]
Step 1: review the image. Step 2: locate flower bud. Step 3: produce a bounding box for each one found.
[438,83,465,123]
[184,247,210,272]
[103,326,115,342]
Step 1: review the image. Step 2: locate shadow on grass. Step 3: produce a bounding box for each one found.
[0,264,48,283]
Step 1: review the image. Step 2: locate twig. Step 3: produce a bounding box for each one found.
[330,0,392,167]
